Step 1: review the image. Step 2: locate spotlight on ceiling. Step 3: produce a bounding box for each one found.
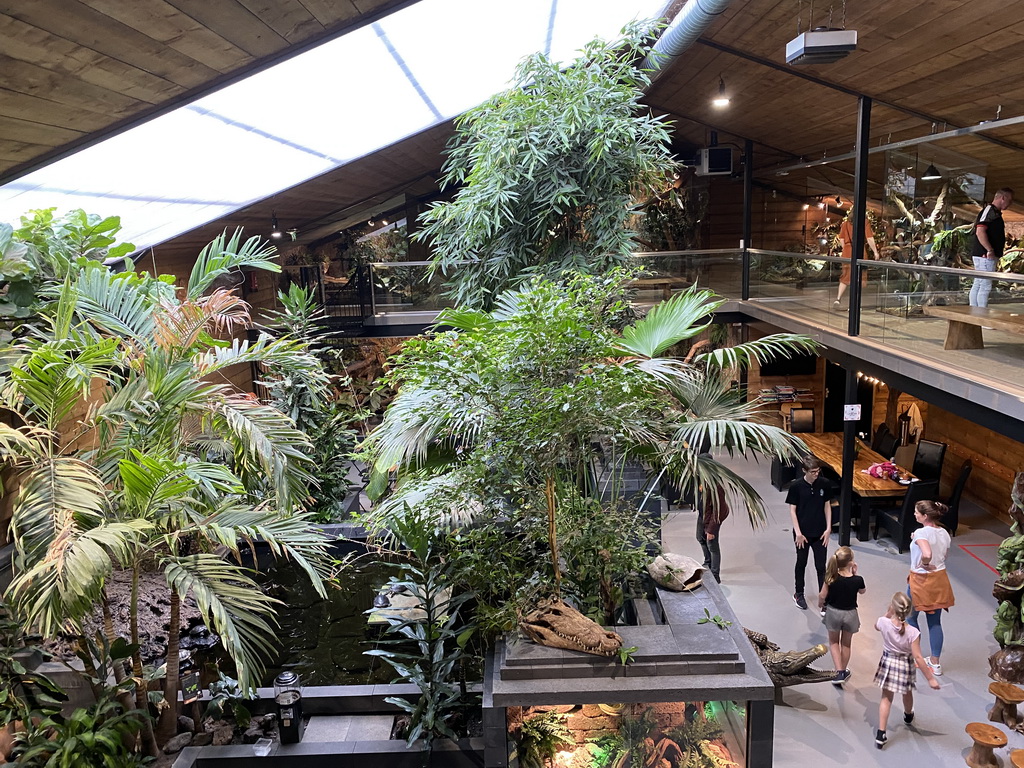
[835,195,842,206]
[922,163,942,181]
[712,76,730,108]
[270,212,282,239]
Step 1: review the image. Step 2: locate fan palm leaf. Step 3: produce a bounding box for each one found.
[695,333,822,370]
[614,286,722,358]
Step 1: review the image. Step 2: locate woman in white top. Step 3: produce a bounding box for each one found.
[906,500,954,675]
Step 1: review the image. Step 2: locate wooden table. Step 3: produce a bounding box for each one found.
[923,305,1024,350]
[631,276,692,301]
[798,432,915,540]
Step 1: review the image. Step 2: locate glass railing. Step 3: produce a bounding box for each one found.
[633,249,743,300]
[747,249,856,332]
[367,260,458,315]
[857,259,1024,389]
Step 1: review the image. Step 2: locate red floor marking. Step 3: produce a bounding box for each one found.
[959,544,999,575]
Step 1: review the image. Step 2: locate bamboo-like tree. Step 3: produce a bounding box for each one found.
[0,228,332,749]
[416,22,677,307]
[361,271,817,592]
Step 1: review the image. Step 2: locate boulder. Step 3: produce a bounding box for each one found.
[648,553,704,591]
[162,733,193,754]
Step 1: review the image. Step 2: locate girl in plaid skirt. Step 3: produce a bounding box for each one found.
[873,592,940,749]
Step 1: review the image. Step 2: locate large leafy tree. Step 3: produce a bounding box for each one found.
[361,271,818,599]
[416,22,677,307]
[0,226,332,748]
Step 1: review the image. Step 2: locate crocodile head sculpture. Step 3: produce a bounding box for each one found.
[744,628,835,687]
[519,598,623,657]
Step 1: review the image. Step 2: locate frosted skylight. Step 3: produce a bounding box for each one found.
[0,0,668,251]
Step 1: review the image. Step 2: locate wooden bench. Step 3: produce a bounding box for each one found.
[923,305,1024,350]
[632,276,692,301]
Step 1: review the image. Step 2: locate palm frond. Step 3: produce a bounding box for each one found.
[695,333,822,370]
[193,334,321,379]
[163,554,281,692]
[614,287,723,358]
[11,456,109,565]
[187,229,279,300]
[64,266,163,341]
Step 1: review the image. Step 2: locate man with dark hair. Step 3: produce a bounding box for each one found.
[970,187,1014,307]
[786,456,838,610]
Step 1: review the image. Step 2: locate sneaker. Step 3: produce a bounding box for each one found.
[831,669,850,687]
[875,730,887,749]
[794,592,808,610]
[904,711,915,725]
[926,659,942,676]
[833,300,841,308]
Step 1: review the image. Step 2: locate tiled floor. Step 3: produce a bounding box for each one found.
[664,452,1014,765]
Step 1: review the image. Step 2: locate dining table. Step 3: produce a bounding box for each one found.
[797,432,917,541]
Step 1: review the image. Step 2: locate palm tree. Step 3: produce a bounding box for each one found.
[360,271,818,593]
[0,229,333,749]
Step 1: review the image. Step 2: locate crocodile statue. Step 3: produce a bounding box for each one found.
[519,598,623,656]
[744,628,835,687]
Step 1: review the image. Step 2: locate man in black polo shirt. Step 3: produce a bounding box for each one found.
[970,187,1014,307]
[785,456,838,610]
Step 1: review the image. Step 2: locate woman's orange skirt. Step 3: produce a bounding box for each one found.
[908,570,955,612]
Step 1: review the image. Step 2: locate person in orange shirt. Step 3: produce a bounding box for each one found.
[834,213,881,308]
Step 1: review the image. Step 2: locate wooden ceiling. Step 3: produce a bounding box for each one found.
[0,0,414,181]
[3,0,1024,262]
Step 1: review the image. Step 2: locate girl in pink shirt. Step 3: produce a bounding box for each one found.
[873,592,940,749]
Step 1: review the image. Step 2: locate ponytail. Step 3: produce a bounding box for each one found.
[824,546,854,586]
[891,592,912,634]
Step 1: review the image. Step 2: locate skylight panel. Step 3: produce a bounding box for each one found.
[0,0,670,251]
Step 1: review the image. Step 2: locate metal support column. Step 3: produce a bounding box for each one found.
[847,96,871,337]
[838,367,859,547]
[742,138,753,300]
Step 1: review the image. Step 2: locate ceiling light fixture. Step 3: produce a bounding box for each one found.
[803,203,810,210]
[270,212,282,239]
[286,228,299,241]
[835,195,842,206]
[922,163,942,181]
[712,76,730,108]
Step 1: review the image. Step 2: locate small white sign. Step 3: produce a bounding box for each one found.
[843,404,862,421]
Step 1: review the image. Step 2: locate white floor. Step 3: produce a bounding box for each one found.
[663,452,1016,766]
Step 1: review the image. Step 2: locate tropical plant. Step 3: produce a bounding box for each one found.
[12,634,148,768]
[416,22,676,307]
[360,271,817,598]
[363,506,476,751]
[204,671,252,728]
[0,599,66,732]
[514,710,573,768]
[0,224,333,750]
[260,284,360,521]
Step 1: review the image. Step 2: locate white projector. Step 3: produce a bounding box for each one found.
[786,29,857,65]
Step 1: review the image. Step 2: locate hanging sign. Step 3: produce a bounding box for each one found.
[843,404,862,421]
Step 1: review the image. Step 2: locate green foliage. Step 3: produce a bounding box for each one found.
[0,600,67,730]
[187,227,280,300]
[260,285,360,522]
[515,710,573,768]
[617,645,639,666]
[363,506,477,750]
[994,473,1024,648]
[416,22,676,307]
[205,671,252,727]
[697,608,732,630]
[13,634,150,768]
[667,714,724,750]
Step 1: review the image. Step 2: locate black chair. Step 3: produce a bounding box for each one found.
[912,439,947,482]
[789,408,815,433]
[876,479,939,554]
[876,430,901,461]
[871,423,892,454]
[941,459,972,536]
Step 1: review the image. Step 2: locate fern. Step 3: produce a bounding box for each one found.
[517,711,574,768]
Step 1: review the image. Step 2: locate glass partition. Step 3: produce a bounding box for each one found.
[633,249,743,300]
[368,261,456,314]
[747,249,853,332]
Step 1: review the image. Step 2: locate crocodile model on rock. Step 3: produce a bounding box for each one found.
[745,628,836,687]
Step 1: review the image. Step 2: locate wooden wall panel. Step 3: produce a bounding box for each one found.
[924,405,1022,523]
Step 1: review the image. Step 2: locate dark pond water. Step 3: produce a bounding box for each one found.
[256,548,399,687]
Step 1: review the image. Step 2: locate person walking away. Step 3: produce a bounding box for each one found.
[907,499,955,675]
[970,187,1014,307]
[874,592,940,749]
[834,211,881,308]
[696,481,730,584]
[786,456,838,610]
[819,546,866,687]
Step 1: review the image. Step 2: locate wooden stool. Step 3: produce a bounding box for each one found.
[990,682,1024,731]
[966,722,1007,768]
[1010,748,1024,768]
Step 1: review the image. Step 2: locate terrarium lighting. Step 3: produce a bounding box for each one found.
[922,163,942,181]
[270,212,282,239]
[712,76,730,107]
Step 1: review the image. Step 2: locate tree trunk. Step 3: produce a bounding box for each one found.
[156,590,181,746]
[545,475,561,593]
[884,386,903,433]
[104,589,159,756]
